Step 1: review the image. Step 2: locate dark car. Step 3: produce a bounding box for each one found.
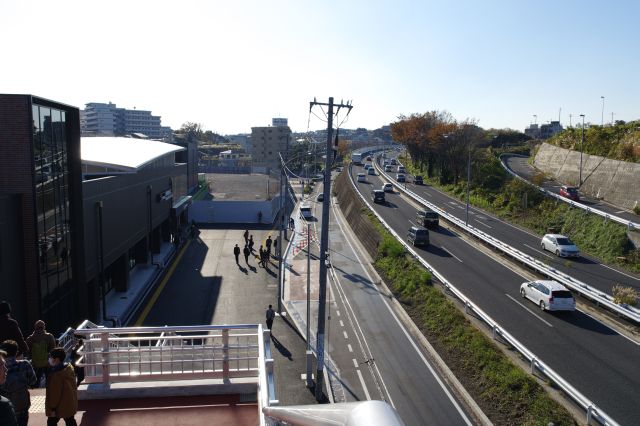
[414,175,423,185]
[407,226,429,247]
[396,173,406,183]
[372,189,386,204]
[559,185,579,201]
[416,208,439,228]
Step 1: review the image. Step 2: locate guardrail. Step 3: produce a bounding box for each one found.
[374,158,640,323]
[499,153,640,231]
[349,164,619,426]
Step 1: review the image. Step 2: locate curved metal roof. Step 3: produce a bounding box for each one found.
[81,137,184,172]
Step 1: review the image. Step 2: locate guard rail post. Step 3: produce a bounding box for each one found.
[100,330,110,384]
[222,328,230,379]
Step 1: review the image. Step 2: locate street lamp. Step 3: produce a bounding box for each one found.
[466,141,471,226]
[579,114,585,186]
[601,96,605,126]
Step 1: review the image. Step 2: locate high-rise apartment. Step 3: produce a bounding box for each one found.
[83,102,168,139]
[250,119,291,171]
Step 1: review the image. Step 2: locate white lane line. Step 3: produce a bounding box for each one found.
[343,330,349,339]
[352,358,359,368]
[336,310,341,316]
[340,320,345,327]
[598,262,640,281]
[348,344,353,353]
[331,198,470,424]
[505,294,553,327]
[523,243,554,259]
[356,369,372,400]
[615,210,626,214]
[475,220,492,229]
[441,246,463,263]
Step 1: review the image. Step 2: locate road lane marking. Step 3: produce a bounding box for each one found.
[505,294,553,327]
[356,369,372,400]
[523,244,553,259]
[348,344,353,353]
[336,310,341,316]
[134,240,191,326]
[597,262,640,281]
[615,210,626,214]
[352,358,359,368]
[475,220,492,229]
[578,310,640,346]
[343,330,349,339]
[441,246,463,263]
[331,197,470,423]
[340,320,345,327]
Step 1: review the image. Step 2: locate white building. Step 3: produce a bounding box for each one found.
[83,102,169,139]
[250,122,292,171]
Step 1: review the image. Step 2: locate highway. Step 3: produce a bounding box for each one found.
[304,182,476,425]
[351,162,640,425]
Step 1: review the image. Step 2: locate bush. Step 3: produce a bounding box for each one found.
[634,204,640,216]
[612,284,639,306]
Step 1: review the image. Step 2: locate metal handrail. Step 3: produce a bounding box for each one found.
[374,159,640,323]
[349,164,619,426]
[499,153,639,231]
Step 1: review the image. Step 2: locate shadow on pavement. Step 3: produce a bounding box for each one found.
[271,335,292,360]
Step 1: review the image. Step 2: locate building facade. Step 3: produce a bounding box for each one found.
[83,102,169,139]
[250,123,292,171]
[525,121,563,139]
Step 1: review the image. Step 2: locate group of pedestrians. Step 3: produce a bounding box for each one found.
[235,230,279,268]
[0,301,80,426]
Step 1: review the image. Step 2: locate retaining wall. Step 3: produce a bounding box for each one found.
[533,143,640,210]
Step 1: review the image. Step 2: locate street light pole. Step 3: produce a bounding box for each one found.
[601,96,605,126]
[579,114,585,186]
[465,141,471,226]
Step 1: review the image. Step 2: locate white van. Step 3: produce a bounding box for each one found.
[300,203,313,219]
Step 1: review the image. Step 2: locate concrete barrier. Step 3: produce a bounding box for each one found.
[533,143,640,210]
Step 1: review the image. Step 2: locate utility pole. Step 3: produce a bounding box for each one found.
[579,114,585,186]
[309,96,352,401]
[601,96,605,126]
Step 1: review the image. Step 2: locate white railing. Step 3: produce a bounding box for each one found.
[349,164,619,426]
[499,153,640,231]
[374,159,640,323]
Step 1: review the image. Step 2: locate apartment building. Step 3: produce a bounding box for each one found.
[83,102,169,139]
[250,120,291,171]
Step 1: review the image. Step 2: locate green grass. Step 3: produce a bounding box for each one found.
[364,211,575,425]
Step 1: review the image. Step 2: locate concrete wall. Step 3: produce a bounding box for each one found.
[189,196,281,224]
[533,143,640,210]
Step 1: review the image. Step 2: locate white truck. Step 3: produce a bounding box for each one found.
[351,152,363,165]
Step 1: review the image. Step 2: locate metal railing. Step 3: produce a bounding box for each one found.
[499,153,640,231]
[374,159,640,323]
[349,164,619,426]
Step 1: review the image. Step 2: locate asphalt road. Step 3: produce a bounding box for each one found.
[503,154,639,225]
[351,163,640,425]
[304,181,474,425]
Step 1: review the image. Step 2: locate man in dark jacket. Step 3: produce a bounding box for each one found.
[0,349,18,426]
[46,347,77,426]
[0,302,28,357]
[26,320,56,387]
[233,244,241,264]
[0,340,36,426]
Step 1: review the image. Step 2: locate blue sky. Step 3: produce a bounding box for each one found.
[1,0,637,134]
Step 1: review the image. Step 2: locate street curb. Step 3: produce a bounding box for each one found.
[331,193,493,426]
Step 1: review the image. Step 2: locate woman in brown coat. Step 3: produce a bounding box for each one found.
[45,347,77,426]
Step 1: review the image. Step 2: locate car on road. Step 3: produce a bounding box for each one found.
[396,173,406,182]
[357,173,366,182]
[300,203,313,220]
[416,208,439,228]
[367,167,376,175]
[364,164,371,170]
[541,234,580,258]
[520,280,575,311]
[372,189,385,204]
[414,175,423,185]
[390,158,397,165]
[397,165,406,173]
[407,226,429,247]
[316,192,324,202]
[383,159,390,166]
[366,156,372,161]
[384,165,393,172]
[559,185,580,201]
[382,183,394,193]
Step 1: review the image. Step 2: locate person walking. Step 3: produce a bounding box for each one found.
[45,347,77,426]
[248,235,255,252]
[26,320,56,387]
[243,230,249,245]
[273,238,278,259]
[0,302,28,357]
[0,340,36,426]
[258,246,265,267]
[0,349,18,426]
[265,305,276,332]
[257,211,263,223]
[265,236,272,257]
[233,244,241,265]
[243,245,251,265]
[289,218,295,231]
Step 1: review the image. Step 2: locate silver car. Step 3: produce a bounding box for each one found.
[541,234,579,257]
[520,280,575,311]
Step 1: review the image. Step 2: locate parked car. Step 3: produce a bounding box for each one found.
[407,226,429,247]
[397,165,406,173]
[372,189,386,204]
[316,192,324,202]
[559,185,580,201]
[396,173,406,182]
[520,280,575,311]
[382,183,394,193]
[357,173,366,182]
[414,175,423,185]
[541,234,580,257]
[384,165,393,172]
[300,203,313,219]
[416,208,439,228]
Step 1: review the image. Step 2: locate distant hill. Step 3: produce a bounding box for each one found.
[546,120,640,163]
